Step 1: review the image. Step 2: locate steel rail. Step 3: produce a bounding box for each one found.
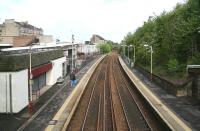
[117,60,152,130]
[103,56,116,131]
[17,58,96,131]
[97,94,102,131]
[81,59,106,131]
[109,57,117,131]
[112,58,131,130]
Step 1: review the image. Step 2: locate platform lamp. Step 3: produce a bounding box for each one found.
[71,34,74,72]
[129,45,135,67]
[132,44,136,67]
[128,45,132,63]
[28,38,39,115]
[144,44,153,80]
[120,44,125,57]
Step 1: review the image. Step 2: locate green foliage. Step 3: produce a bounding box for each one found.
[123,0,200,80]
[187,52,200,64]
[98,42,112,53]
[167,58,179,74]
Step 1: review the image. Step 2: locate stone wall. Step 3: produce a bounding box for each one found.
[134,64,191,96]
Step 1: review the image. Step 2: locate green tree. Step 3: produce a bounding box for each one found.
[122,0,200,81]
[98,42,112,53]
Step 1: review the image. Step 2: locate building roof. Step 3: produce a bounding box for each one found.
[1,19,42,31]
[93,34,105,40]
[0,44,12,46]
[15,21,42,30]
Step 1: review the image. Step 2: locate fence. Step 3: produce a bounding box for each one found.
[121,55,191,96]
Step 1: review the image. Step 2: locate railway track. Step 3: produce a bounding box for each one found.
[66,53,169,131]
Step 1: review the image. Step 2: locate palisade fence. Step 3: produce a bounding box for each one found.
[121,54,192,97]
[0,49,64,71]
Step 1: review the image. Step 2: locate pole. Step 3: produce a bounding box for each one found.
[150,46,153,80]
[71,34,74,72]
[144,44,153,81]
[29,46,33,114]
[133,45,135,66]
[128,46,130,60]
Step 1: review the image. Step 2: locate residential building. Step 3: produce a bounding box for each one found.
[90,34,106,44]
[0,19,43,36]
[0,19,53,47]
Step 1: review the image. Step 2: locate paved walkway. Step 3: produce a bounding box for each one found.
[126,62,200,130]
[0,55,101,131]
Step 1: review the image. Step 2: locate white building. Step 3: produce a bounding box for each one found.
[77,43,99,55]
[0,44,68,113]
[0,41,100,113]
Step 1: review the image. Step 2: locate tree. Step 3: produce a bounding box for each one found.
[122,0,200,80]
[97,42,112,53]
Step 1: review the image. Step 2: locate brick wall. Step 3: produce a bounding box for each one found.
[13,36,35,47]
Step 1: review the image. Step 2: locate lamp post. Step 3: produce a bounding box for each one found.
[144,44,153,80]
[128,45,133,63]
[29,46,33,114]
[71,34,74,72]
[133,44,136,66]
[129,45,135,67]
[28,44,36,114]
[120,44,125,57]
[128,45,130,60]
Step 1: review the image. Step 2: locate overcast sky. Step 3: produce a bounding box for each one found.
[0,0,185,43]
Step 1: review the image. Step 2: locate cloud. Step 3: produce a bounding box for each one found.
[0,0,185,42]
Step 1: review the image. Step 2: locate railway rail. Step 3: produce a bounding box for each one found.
[66,53,169,131]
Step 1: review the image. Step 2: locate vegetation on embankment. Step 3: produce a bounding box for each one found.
[98,40,113,53]
[122,0,200,83]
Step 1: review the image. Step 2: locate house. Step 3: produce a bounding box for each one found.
[0,19,52,47]
[90,34,106,44]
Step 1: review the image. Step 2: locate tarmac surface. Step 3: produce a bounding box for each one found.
[126,61,200,130]
[0,55,101,131]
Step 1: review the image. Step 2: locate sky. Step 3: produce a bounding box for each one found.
[0,0,185,43]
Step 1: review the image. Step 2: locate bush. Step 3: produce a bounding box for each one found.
[99,43,112,53]
[187,53,200,65]
[167,58,179,74]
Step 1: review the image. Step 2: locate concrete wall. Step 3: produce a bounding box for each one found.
[0,69,28,113]
[46,57,66,85]
[0,36,14,44]
[3,19,19,36]
[38,35,53,43]
[77,44,98,55]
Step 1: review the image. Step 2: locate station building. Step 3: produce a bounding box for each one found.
[0,43,74,113]
[0,38,101,113]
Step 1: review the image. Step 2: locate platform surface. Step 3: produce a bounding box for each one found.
[120,56,200,131]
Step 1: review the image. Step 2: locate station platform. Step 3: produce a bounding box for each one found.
[45,54,199,131]
[0,55,103,131]
[45,55,106,131]
[119,58,200,131]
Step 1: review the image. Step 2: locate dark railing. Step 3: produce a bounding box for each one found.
[121,55,191,96]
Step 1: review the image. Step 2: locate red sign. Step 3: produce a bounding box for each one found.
[29,63,52,78]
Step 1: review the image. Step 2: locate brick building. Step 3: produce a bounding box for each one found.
[0,19,52,47]
[90,34,106,44]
